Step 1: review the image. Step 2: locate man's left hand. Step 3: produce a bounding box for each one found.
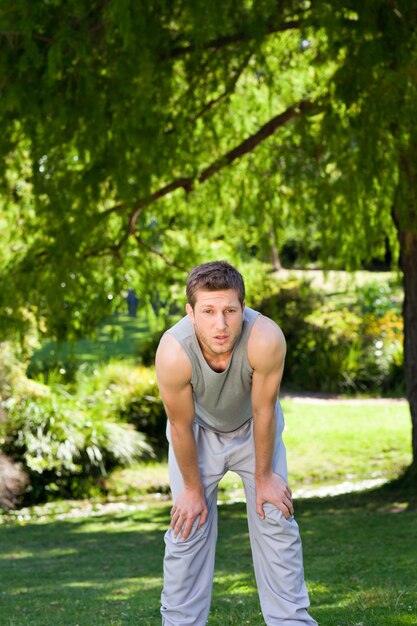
[255,472,294,520]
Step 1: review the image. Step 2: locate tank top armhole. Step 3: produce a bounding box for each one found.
[243,352,254,376]
[242,308,260,375]
[166,328,195,388]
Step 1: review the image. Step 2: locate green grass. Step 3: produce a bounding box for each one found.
[107,398,412,500]
[1,490,416,626]
[282,398,412,487]
[0,398,415,625]
[27,314,161,379]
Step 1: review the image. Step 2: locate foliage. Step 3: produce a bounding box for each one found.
[356,281,399,318]
[1,393,151,503]
[3,0,406,339]
[257,278,404,394]
[0,342,50,405]
[0,347,153,505]
[75,361,166,454]
[0,0,303,339]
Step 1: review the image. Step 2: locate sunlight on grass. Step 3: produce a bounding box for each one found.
[107,461,169,496]
[1,394,415,626]
[108,398,412,504]
[1,498,416,626]
[0,549,34,559]
[281,399,411,485]
[213,573,256,596]
[64,581,98,589]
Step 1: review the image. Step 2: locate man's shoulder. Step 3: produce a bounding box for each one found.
[250,313,285,343]
[156,330,192,382]
[156,329,190,363]
[167,315,193,340]
[248,314,286,366]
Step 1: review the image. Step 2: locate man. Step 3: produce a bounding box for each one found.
[156,261,317,626]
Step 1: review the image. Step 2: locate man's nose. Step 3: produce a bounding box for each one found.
[214,313,227,330]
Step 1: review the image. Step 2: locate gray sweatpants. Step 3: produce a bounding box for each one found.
[161,406,317,626]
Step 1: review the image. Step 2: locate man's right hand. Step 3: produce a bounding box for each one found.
[170,486,208,540]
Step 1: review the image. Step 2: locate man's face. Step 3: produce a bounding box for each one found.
[186,289,245,358]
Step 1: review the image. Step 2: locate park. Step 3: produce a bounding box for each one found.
[1,2,417,625]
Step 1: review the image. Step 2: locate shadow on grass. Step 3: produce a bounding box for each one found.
[0,507,171,625]
[1,485,417,625]
[213,484,417,625]
[293,484,417,626]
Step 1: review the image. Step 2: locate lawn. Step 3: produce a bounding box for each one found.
[282,397,412,488]
[107,398,412,500]
[1,491,416,626]
[27,313,163,380]
[1,398,415,625]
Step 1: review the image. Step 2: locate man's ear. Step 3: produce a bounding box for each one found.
[186,303,194,321]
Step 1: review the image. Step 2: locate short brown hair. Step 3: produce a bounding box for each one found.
[186,261,245,308]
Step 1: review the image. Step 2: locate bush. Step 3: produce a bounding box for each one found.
[256,279,404,395]
[1,391,152,503]
[0,342,50,402]
[75,361,167,455]
[356,281,397,318]
[0,345,154,504]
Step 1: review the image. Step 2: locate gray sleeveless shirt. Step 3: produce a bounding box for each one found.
[167,306,260,433]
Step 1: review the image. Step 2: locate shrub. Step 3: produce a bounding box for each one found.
[0,342,50,402]
[75,361,167,455]
[356,281,398,318]
[0,345,154,504]
[1,391,152,503]
[359,310,404,394]
[256,279,404,395]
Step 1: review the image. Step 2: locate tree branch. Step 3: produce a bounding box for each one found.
[168,19,301,59]
[122,99,321,234]
[133,234,187,271]
[128,178,193,235]
[193,51,253,121]
[199,100,316,183]
[95,98,322,259]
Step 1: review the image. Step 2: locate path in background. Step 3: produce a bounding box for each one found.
[282,392,407,404]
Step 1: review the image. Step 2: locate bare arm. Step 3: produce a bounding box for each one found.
[155,332,208,538]
[248,315,294,520]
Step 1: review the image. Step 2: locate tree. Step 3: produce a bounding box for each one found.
[307,0,417,484]
[0,1,417,478]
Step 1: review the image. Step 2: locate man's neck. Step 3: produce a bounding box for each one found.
[199,345,232,373]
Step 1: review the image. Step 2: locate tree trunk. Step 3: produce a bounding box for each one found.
[269,227,282,271]
[393,151,417,483]
[396,227,417,474]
